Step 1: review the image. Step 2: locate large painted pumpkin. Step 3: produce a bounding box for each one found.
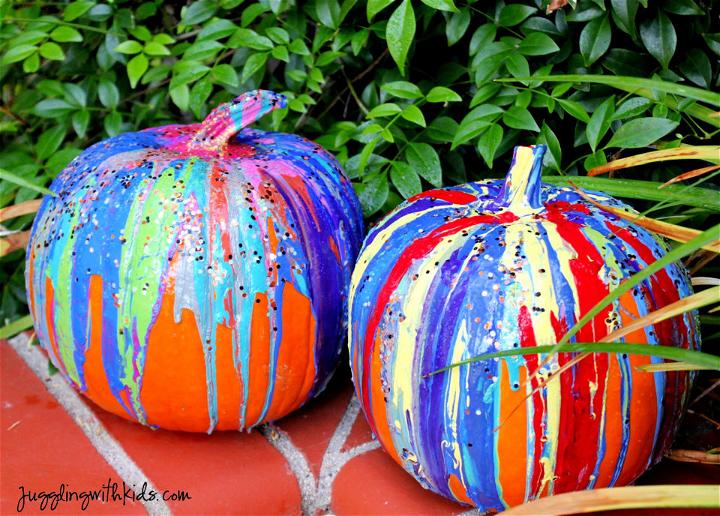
[26,90,364,432]
[348,145,698,510]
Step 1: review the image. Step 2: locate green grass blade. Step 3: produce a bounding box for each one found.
[496,74,720,107]
[555,224,720,349]
[427,342,720,376]
[0,314,33,340]
[543,176,720,211]
[0,168,55,197]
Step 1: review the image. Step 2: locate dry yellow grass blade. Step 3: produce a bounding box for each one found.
[667,449,720,465]
[603,286,720,343]
[0,230,30,257]
[0,199,42,223]
[574,188,720,253]
[660,164,720,188]
[692,277,720,286]
[589,146,720,176]
[636,361,713,372]
[502,485,720,514]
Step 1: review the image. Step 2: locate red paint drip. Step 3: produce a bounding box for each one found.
[408,189,478,205]
[518,305,546,498]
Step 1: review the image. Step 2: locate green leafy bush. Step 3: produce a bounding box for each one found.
[1,0,718,322]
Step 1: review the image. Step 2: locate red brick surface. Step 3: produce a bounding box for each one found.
[1,342,140,515]
[2,337,718,515]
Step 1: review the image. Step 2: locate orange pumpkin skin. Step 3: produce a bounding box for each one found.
[26,91,364,432]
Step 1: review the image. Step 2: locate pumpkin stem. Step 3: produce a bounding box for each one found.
[495,144,547,213]
[187,90,287,153]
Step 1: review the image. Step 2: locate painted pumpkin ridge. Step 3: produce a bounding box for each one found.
[348,144,697,510]
[27,90,363,433]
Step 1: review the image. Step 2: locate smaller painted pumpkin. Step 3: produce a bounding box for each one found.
[349,145,698,510]
[27,90,364,432]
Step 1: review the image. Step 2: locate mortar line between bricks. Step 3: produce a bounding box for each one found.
[7,334,172,516]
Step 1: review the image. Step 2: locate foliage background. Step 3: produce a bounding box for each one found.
[1,0,718,326]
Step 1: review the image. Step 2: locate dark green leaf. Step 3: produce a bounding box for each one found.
[211,64,239,87]
[498,4,536,27]
[382,81,423,99]
[266,27,290,45]
[612,97,652,120]
[452,118,492,149]
[586,96,615,151]
[469,24,497,55]
[198,19,238,40]
[421,0,458,12]
[400,105,426,127]
[241,4,270,26]
[104,111,122,136]
[228,29,274,50]
[98,79,119,109]
[241,52,268,82]
[356,174,389,216]
[663,0,702,16]
[610,0,639,38]
[367,103,402,118]
[182,0,217,25]
[38,41,65,61]
[580,15,611,66]
[37,126,66,161]
[390,162,422,198]
[115,40,143,54]
[386,0,415,75]
[406,142,442,187]
[521,16,561,36]
[506,54,529,80]
[316,0,341,28]
[367,0,394,21]
[678,49,712,88]
[72,109,90,137]
[640,11,677,69]
[703,33,720,57]
[23,53,40,73]
[518,32,560,56]
[476,124,503,167]
[426,86,461,103]
[427,116,459,143]
[64,1,94,21]
[539,122,561,171]
[144,41,171,56]
[289,39,311,56]
[1,45,37,65]
[170,84,190,111]
[606,117,680,148]
[584,149,607,171]
[127,53,149,88]
[34,99,75,118]
[470,83,501,107]
[503,106,540,132]
[184,41,223,61]
[50,26,83,43]
[557,98,590,122]
[189,78,213,118]
[446,8,471,46]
